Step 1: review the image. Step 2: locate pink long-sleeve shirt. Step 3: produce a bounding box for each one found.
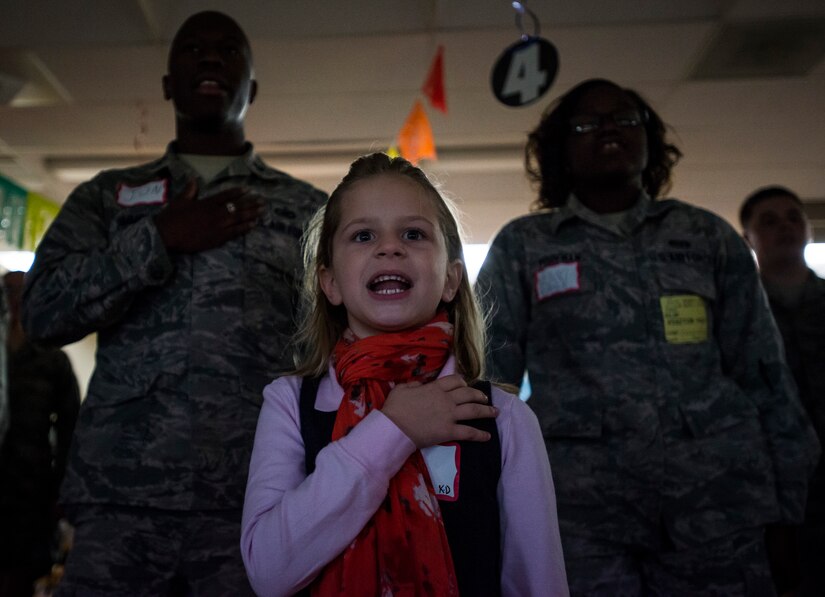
[241,357,569,597]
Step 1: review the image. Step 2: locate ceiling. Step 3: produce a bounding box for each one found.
[1,0,825,245]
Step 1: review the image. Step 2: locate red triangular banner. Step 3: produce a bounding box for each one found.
[421,45,447,114]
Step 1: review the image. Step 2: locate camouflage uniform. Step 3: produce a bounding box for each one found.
[477,194,820,594]
[764,270,825,595]
[766,271,825,469]
[21,143,326,594]
[0,284,7,448]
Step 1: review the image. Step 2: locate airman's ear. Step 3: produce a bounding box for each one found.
[248,80,258,105]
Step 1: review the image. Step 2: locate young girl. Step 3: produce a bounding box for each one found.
[241,153,568,597]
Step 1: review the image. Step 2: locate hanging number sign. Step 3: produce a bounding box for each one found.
[491,36,558,107]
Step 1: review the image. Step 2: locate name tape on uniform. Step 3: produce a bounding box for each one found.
[116,179,168,207]
[535,262,580,300]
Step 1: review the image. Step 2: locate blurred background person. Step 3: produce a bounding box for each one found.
[0,271,80,597]
[741,186,825,597]
[0,266,8,455]
[477,78,819,596]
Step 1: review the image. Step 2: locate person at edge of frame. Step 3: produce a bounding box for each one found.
[0,271,80,597]
[21,11,326,596]
[476,78,820,596]
[741,185,825,597]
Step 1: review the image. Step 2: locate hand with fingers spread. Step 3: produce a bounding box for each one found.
[381,373,498,449]
[154,179,265,253]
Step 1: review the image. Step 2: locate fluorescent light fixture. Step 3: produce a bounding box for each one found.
[52,167,108,184]
[805,243,825,277]
[0,251,35,272]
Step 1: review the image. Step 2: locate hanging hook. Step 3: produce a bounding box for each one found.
[512,1,540,40]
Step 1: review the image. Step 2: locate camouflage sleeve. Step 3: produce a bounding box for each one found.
[475,222,529,387]
[713,220,820,523]
[22,177,173,346]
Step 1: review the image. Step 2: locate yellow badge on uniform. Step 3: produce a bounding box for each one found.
[660,295,708,344]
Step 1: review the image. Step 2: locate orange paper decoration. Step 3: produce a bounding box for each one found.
[397,100,436,165]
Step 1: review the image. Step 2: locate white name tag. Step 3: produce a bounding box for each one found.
[422,443,460,502]
[535,262,580,300]
[116,179,168,207]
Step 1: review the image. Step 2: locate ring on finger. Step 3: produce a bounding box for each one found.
[225,201,237,214]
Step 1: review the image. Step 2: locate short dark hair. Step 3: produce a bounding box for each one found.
[169,11,251,70]
[525,78,682,210]
[739,185,803,229]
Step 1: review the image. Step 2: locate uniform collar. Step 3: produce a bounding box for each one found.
[549,190,674,236]
[160,141,282,182]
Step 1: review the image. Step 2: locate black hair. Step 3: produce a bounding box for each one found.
[525,78,682,210]
[739,185,802,229]
[168,11,251,69]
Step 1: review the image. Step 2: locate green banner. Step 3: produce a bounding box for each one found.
[0,175,28,250]
[24,192,60,251]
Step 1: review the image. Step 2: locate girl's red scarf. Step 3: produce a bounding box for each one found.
[311,313,459,597]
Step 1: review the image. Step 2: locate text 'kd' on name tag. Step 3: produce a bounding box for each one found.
[421,443,460,502]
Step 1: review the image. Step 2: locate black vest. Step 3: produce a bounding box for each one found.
[298,376,503,597]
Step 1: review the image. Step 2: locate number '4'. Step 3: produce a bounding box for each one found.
[502,43,548,104]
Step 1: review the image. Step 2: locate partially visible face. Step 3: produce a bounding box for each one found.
[744,194,810,265]
[564,84,648,188]
[319,174,463,338]
[162,12,256,129]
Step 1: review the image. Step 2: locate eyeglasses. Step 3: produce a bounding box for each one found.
[569,109,647,135]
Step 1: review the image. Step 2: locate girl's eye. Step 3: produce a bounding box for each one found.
[353,230,374,242]
[403,229,425,241]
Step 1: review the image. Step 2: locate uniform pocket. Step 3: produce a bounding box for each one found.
[532,261,600,343]
[84,355,160,409]
[678,377,759,437]
[529,370,605,439]
[242,225,302,364]
[651,242,716,301]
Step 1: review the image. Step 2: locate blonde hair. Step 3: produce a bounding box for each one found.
[294,153,486,381]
